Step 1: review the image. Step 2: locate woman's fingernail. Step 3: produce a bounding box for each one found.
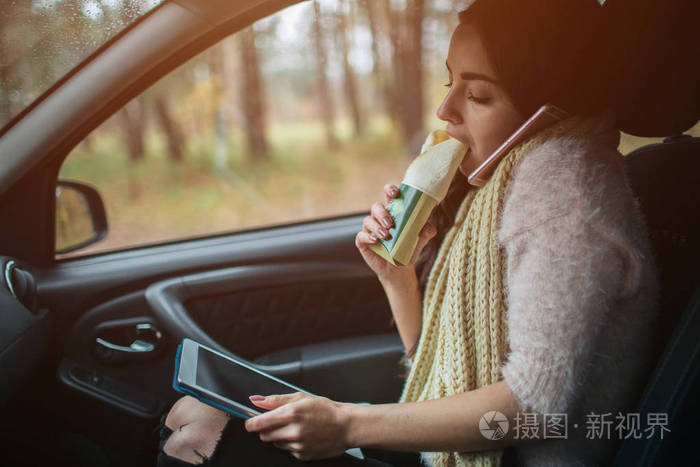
[382,217,392,228]
[249,395,265,402]
[391,188,400,196]
[369,232,378,242]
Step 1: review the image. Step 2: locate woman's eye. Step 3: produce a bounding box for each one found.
[443,82,452,88]
[467,92,490,104]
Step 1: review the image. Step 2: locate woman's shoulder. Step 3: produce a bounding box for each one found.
[498,130,641,243]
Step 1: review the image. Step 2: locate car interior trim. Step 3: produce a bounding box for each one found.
[146,261,375,376]
[4,260,17,299]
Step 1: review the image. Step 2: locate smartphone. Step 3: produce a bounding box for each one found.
[467,103,569,186]
[173,337,309,419]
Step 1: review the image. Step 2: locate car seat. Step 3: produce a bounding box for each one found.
[612,134,699,466]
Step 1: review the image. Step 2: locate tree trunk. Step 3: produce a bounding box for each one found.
[118,98,146,199]
[238,26,269,161]
[403,0,425,154]
[337,0,365,137]
[381,0,425,154]
[119,99,145,162]
[360,0,389,117]
[152,94,184,163]
[381,0,401,127]
[209,44,229,171]
[312,0,338,149]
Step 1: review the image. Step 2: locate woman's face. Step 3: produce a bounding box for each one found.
[438,23,525,177]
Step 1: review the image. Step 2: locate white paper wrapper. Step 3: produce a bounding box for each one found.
[369,130,466,265]
[403,136,466,202]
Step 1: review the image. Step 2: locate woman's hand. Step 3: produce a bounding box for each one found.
[244,392,350,461]
[355,184,436,285]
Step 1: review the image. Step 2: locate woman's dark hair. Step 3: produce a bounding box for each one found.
[402,170,471,364]
[458,0,616,120]
[414,172,470,294]
[414,0,615,294]
[456,0,698,135]
[414,0,698,294]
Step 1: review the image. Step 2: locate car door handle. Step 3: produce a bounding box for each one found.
[93,322,163,364]
[95,337,154,353]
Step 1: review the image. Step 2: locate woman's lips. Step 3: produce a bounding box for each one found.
[445,126,458,141]
[445,127,470,148]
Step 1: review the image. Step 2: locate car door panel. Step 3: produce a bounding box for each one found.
[254,333,405,405]
[58,289,174,419]
[38,216,365,315]
[0,279,52,405]
[146,262,393,360]
[43,214,404,431]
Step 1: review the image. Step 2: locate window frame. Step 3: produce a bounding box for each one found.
[37,0,309,263]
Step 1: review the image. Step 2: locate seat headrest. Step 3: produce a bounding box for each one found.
[603,0,699,136]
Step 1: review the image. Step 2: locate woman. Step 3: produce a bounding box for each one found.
[156,0,659,465]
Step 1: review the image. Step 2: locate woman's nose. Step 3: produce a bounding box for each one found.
[436,91,462,124]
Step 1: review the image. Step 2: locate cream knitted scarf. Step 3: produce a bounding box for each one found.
[398,114,614,467]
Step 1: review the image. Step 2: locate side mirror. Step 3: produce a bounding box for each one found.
[55,180,108,255]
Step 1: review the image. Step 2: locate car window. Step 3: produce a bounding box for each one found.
[0,0,165,131]
[55,0,699,259]
[57,0,460,257]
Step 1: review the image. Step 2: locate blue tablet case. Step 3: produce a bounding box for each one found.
[172,341,252,420]
[171,339,367,460]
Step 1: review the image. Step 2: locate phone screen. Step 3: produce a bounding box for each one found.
[194,346,300,413]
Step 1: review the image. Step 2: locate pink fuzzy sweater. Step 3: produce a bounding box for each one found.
[496,128,659,466]
[420,127,660,466]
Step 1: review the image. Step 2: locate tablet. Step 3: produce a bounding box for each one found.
[173,337,308,419]
[172,338,365,460]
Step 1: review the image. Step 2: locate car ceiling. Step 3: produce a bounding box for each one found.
[0,0,303,196]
